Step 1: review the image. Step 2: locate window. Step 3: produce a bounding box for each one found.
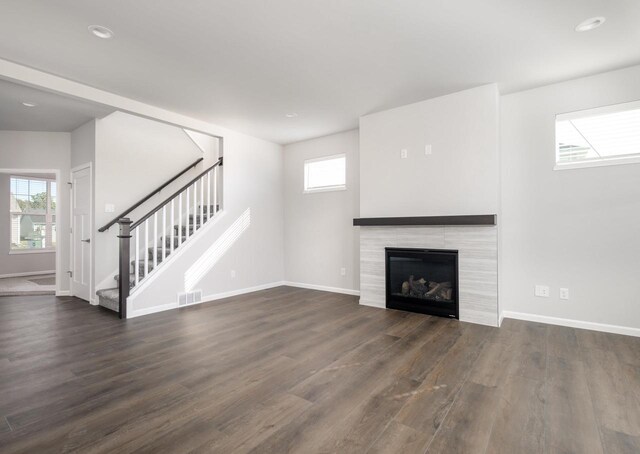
[555,100,640,169]
[9,176,56,252]
[304,154,346,193]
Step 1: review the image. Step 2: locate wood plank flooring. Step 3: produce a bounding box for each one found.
[1,287,639,453]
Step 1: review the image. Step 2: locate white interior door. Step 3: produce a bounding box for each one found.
[71,166,91,301]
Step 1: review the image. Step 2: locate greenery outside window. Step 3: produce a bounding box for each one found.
[10,176,57,252]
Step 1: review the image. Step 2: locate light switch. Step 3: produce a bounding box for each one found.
[425,144,432,155]
[105,203,115,213]
[401,149,408,159]
[534,285,550,297]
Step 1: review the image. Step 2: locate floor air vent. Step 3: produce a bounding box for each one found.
[178,290,203,306]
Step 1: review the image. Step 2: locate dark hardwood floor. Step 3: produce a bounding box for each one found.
[1,287,639,453]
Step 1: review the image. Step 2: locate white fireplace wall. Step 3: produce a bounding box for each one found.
[360,225,498,326]
[359,84,499,218]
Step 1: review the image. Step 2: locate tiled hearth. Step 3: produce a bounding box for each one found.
[359,225,498,326]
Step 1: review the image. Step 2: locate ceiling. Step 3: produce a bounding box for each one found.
[0,0,639,144]
[0,79,114,132]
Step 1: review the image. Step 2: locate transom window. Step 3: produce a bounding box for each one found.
[304,154,346,193]
[9,176,57,252]
[555,100,640,169]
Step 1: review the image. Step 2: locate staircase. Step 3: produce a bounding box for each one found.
[96,158,222,317]
[96,205,217,311]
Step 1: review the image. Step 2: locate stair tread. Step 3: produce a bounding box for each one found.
[96,288,118,298]
[97,288,119,312]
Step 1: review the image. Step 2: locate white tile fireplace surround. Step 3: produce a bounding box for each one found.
[359,224,498,326]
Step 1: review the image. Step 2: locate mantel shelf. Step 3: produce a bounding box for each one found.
[353,215,496,227]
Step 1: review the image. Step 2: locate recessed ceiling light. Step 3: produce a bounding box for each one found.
[21,102,37,107]
[88,24,114,39]
[285,113,298,118]
[575,16,606,32]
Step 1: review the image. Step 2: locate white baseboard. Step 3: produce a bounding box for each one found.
[203,281,287,302]
[128,281,285,319]
[129,301,180,318]
[358,299,385,309]
[0,270,55,279]
[502,311,640,338]
[55,290,70,296]
[283,281,360,296]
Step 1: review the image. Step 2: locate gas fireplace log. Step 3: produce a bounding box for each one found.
[425,281,452,298]
[408,275,428,297]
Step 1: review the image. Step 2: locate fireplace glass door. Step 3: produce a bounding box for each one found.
[385,248,458,319]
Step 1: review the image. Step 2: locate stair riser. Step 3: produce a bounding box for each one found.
[98,297,119,312]
[174,225,201,235]
[160,236,187,248]
[189,214,211,223]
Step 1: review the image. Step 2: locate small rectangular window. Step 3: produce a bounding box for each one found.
[9,176,56,252]
[555,100,640,170]
[304,154,346,193]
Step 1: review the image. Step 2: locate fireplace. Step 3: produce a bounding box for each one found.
[385,247,459,319]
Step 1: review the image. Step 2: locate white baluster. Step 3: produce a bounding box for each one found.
[213,166,218,214]
[200,176,204,223]
[186,186,190,240]
[170,199,175,253]
[193,182,197,232]
[144,219,149,278]
[178,193,183,245]
[135,227,139,286]
[153,213,158,268]
[162,205,167,261]
[207,171,211,220]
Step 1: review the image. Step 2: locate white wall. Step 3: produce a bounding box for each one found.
[283,130,359,293]
[71,120,96,169]
[0,131,70,290]
[93,111,207,292]
[501,64,640,333]
[359,84,499,217]
[128,131,284,315]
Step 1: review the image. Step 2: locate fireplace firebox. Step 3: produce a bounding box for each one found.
[385,247,459,319]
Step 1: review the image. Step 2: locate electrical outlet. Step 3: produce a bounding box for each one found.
[230,269,236,278]
[105,203,115,213]
[560,288,569,300]
[400,149,408,159]
[340,267,346,276]
[534,285,550,297]
[425,144,432,155]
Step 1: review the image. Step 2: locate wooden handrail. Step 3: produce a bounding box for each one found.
[130,157,222,230]
[98,157,204,232]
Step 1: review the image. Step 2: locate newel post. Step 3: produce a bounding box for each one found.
[117,218,132,319]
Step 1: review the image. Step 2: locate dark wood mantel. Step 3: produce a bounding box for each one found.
[353,214,496,227]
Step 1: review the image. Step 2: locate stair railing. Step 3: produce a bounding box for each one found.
[116,157,223,318]
[99,157,203,232]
